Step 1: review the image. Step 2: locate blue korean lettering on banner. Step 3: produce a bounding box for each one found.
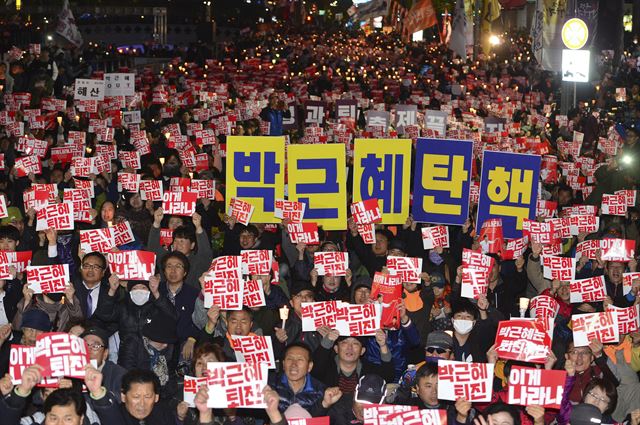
[477,151,541,239]
[412,138,473,226]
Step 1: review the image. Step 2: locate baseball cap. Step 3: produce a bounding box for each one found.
[81,327,110,347]
[425,330,453,351]
[354,374,386,405]
[430,272,446,288]
[570,403,602,425]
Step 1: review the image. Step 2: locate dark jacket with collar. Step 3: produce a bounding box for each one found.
[90,390,177,425]
[159,281,200,343]
[310,343,395,390]
[364,321,421,381]
[92,291,177,359]
[267,372,326,414]
[102,360,127,399]
[72,276,112,322]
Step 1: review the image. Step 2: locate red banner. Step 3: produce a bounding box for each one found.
[507,366,567,409]
[495,319,551,363]
[107,250,156,280]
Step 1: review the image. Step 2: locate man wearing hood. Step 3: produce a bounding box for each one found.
[92,274,177,363]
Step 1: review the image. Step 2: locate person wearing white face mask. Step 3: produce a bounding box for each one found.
[450,298,497,363]
[92,273,178,364]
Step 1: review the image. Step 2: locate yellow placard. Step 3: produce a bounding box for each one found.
[287,144,347,231]
[353,139,412,224]
[561,18,588,50]
[226,136,285,223]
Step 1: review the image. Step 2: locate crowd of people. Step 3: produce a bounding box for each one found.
[0,22,639,425]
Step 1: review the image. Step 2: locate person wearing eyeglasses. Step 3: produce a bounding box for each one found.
[81,327,126,400]
[564,340,618,404]
[73,252,111,321]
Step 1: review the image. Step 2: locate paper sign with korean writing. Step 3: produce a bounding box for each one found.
[0,195,7,219]
[421,226,450,250]
[190,179,215,200]
[438,360,494,402]
[363,405,418,425]
[601,239,635,262]
[287,222,320,245]
[385,409,446,425]
[615,189,637,207]
[335,303,382,336]
[288,418,330,425]
[117,172,140,193]
[274,199,305,222]
[36,202,74,231]
[602,193,627,216]
[351,198,382,224]
[139,180,163,201]
[287,144,347,230]
[502,237,529,261]
[74,78,105,101]
[529,295,559,320]
[34,333,90,379]
[226,136,285,224]
[228,197,255,225]
[80,228,115,253]
[183,375,208,407]
[413,138,473,225]
[208,256,242,278]
[203,274,243,310]
[0,251,32,279]
[386,256,422,284]
[623,272,640,296]
[576,240,601,260]
[9,345,58,387]
[231,335,275,369]
[495,319,551,363]
[205,362,268,408]
[243,279,266,308]
[609,305,640,335]
[523,219,557,245]
[15,155,42,177]
[478,151,541,239]
[162,191,197,216]
[27,264,69,294]
[572,311,620,346]
[542,255,576,281]
[353,139,411,224]
[507,367,566,409]
[241,250,273,276]
[570,276,607,303]
[569,215,599,236]
[113,221,135,246]
[301,301,338,331]
[357,223,376,244]
[107,250,155,280]
[314,251,348,276]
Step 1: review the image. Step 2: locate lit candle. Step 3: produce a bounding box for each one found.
[279,305,289,329]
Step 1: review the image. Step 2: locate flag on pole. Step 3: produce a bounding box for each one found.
[403,0,437,41]
[56,0,83,48]
[480,0,501,54]
[449,0,468,59]
[353,0,391,22]
[530,0,569,71]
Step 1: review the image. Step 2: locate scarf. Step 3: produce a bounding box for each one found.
[143,337,169,386]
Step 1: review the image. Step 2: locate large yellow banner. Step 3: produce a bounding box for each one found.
[226,136,285,223]
[353,139,412,224]
[287,144,347,231]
